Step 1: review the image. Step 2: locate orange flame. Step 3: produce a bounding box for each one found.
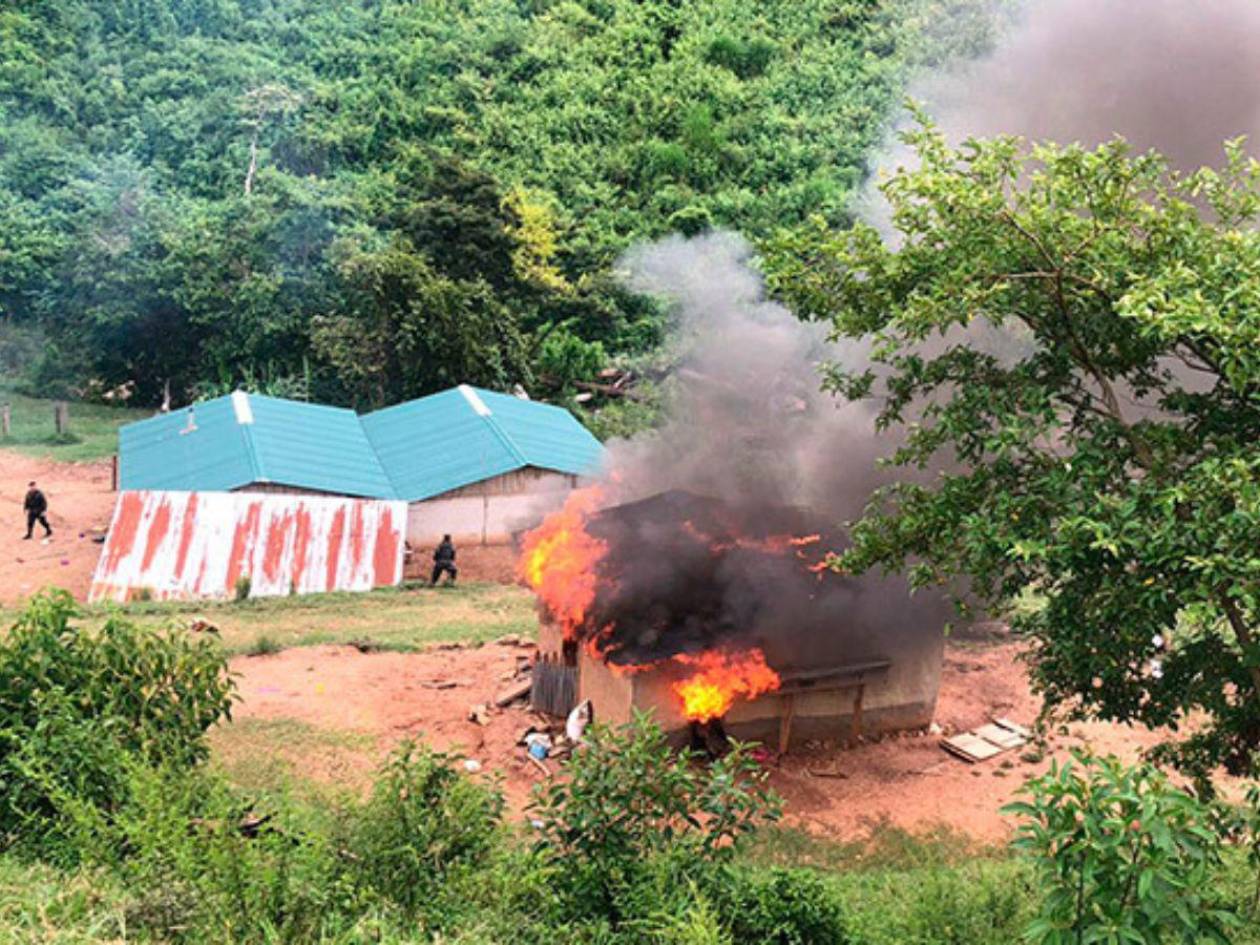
[671,648,781,722]
[518,488,607,638]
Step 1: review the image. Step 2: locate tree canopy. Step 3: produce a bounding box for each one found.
[0,0,993,413]
[769,122,1260,779]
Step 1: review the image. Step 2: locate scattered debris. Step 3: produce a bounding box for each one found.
[974,722,1025,751]
[807,764,849,780]
[462,759,483,773]
[526,754,551,777]
[347,638,382,654]
[524,732,552,761]
[566,699,592,743]
[941,718,1029,764]
[494,678,533,708]
[188,618,220,634]
[468,703,491,726]
[494,634,534,648]
[928,722,943,736]
[420,679,464,690]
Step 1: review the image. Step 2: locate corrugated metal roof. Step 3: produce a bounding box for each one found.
[362,385,606,501]
[119,394,397,499]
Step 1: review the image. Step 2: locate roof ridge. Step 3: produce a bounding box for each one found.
[233,391,267,484]
[457,384,528,469]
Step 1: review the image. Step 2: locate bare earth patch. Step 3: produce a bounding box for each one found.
[220,638,1202,841]
[0,455,116,604]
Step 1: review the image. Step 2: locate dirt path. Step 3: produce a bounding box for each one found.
[224,638,1184,842]
[0,454,116,604]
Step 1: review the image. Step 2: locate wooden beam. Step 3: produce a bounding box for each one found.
[778,692,797,754]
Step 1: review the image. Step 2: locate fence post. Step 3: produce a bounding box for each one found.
[1,403,9,438]
[54,401,68,436]
[112,454,119,492]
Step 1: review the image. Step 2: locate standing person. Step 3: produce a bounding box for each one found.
[23,481,51,540]
[431,534,457,586]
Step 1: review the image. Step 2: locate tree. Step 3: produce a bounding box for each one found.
[769,121,1260,779]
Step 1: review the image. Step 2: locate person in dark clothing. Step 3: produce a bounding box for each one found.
[23,481,51,540]
[431,534,457,586]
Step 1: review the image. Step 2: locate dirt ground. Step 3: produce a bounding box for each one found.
[0,455,116,604]
[404,544,518,585]
[226,637,1184,843]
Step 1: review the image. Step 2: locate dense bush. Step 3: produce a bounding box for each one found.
[0,591,233,860]
[717,866,850,944]
[69,763,346,944]
[530,713,788,932]
[1005,751,1237,944]
[344,741,505,919]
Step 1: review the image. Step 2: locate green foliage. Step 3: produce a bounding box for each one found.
[1005,752,1235,944]
[539,323,609,391]
[530,713,781,926]
[769,122,1260,777]
[233,574,251,602]
[245,633,279,657]
[715,867,850,944]
[67,763,347,944]
[0,0,998,410]
[0,591,234,861]
[343,741,504,918]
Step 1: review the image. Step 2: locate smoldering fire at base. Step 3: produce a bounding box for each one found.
[519,488,946,752]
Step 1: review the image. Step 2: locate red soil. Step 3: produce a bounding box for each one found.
[0,455,117,604]
[226,638,1189,842]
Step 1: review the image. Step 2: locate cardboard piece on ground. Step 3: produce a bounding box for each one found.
[975,722,1026,751]
[941,732,1004,763]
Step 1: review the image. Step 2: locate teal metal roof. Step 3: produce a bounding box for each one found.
[119,392,397,499]
[361,385,606,501]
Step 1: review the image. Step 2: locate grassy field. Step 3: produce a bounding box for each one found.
[0,382,143,462]
[3,582,538,656]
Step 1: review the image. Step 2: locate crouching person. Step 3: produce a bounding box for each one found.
[431,534,457,586]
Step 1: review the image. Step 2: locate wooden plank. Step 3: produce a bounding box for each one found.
[850,684,865,743]
[975,722,1025,751]
[941,732,1003,763]
[778,693,796,753]
[993,717,1031,740]
[496,677,533,707]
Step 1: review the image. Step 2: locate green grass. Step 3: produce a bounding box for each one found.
[3,833,1255,945]
[208,717,379,800]
[0,582,538,656]
[0,382,143,462]
[0,858,130,944]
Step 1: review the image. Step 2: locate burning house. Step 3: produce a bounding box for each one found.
[523,489,946,751]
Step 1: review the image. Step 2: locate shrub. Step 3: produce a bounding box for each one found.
[69,762,349,944]
[704,36,776,79]
[1005,751,1237,944]
[0,591,234,860]
[246,633,281,657]
[715,866,849,945]
[234,575,252,601]
[530,712,780,925]
[344,741,504,918]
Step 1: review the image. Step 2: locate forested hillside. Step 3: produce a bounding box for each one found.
[0,0,990,415]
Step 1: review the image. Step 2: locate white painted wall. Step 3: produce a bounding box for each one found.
[405,470,576,546]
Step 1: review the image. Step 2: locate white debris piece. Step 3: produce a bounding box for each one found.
[566,699,593,743]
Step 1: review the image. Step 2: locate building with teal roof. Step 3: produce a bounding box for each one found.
[360,385,604,501]
[119,391,397,498]
[117,385,606,545]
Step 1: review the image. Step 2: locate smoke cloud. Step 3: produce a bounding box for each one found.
[607,232,889,523]
[922,0,1260,170]
[586,232,950,670]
